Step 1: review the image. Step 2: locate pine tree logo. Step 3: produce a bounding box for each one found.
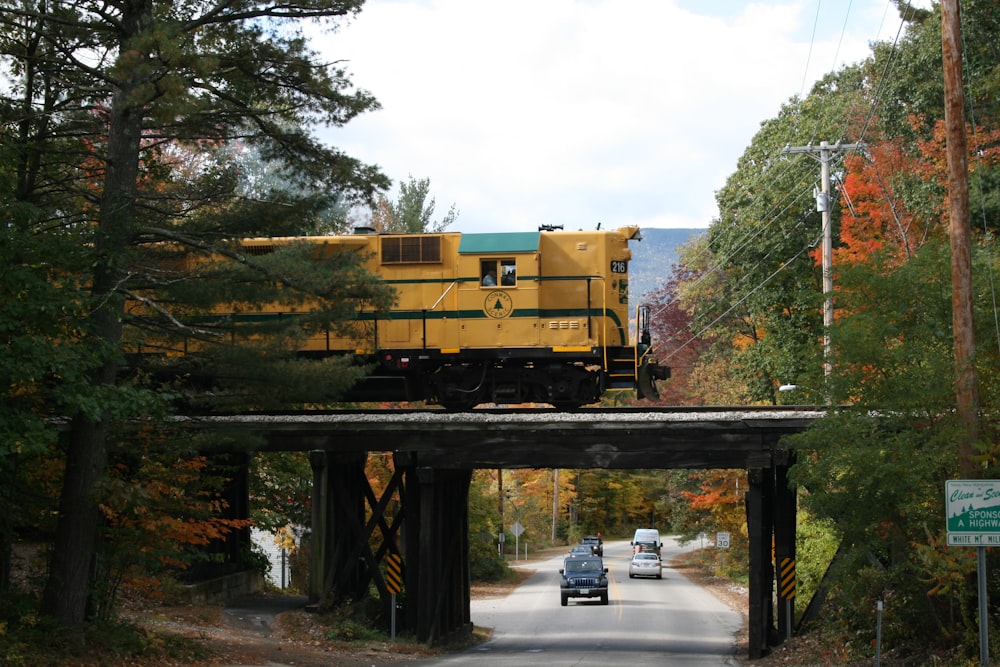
[483,291,513,319]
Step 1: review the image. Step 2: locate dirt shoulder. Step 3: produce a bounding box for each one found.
[123,564,543,666]
[126,601,424,667]
[669,550,845,666]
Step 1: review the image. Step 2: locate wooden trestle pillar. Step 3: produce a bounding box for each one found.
[308,451,369,606]
[307,451,472,646]
[405,465,473,645]
[746,450,797,660]
[773,451,797,646]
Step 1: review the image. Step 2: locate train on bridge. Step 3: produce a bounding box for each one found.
[129,225,668,409]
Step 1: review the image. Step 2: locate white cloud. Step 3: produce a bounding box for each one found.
[312,0,923,233]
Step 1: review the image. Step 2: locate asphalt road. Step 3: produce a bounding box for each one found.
[429,537,743,666]
[218,538,742,667]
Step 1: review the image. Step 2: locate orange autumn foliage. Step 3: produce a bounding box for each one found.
[679,470,747,543]
[100,454,253,570]
[835,117,1000,269]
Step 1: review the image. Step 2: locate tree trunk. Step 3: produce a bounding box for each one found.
[0,456,12,595]
[40,0,149,629]
[40,417,112,627]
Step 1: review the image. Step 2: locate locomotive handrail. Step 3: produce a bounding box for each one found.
[583,275,612,371]
[585,275,609,369]
[597,276,609,372]
[634,303,648,372]
[422,281,458,349]
[429,281,458,311]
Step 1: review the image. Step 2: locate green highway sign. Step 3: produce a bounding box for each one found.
[946,480,1000,546]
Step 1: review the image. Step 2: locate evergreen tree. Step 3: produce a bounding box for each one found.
[0,0,392,630]
[367,175,458,233]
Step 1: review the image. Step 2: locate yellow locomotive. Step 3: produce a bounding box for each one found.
[142,225,668,409]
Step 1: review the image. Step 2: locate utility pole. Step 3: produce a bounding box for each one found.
[782,141,864,378]
[552,469,559,542]
[942,2,984,663]
[941,0,979,478]
[497,468,505,555]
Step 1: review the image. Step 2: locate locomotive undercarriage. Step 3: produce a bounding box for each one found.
[326,344,663,409]
[431,360,603,410]
[349,348,609,409]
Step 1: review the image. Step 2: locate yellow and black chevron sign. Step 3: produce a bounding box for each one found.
[386,553,403,595]
[779,558,796,600]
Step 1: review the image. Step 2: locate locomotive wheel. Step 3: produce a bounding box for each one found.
[437,380,481,410]
[439,397,479,411]
[434,364,488,410]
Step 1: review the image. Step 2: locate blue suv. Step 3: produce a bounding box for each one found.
[559,556,609,606]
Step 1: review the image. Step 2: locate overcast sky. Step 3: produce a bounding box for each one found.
[313,0,928,234]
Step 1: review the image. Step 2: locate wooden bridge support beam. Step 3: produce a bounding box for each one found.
[308,450,369,607]
[406,466,473,646]
[773,452,797,644]
[747,466,773,660]
[746,451,798,660]
[188,453,252,581]
[223,452,252,570]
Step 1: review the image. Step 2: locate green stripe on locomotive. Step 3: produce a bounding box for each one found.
[214,306,630,347]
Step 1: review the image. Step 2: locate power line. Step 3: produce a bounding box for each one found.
[659,230,823,364]
[649,3,914,376]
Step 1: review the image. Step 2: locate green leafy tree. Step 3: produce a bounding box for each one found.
[664,1,1000,657]
[250,452,313,534]
[699,65,873,404]
[782,21,1000,656]
[468,470,507,581]
[687,0,1000,409]
[0,222,90,593]
[96,430,258,619]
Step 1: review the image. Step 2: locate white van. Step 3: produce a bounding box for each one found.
[631,528,662,556]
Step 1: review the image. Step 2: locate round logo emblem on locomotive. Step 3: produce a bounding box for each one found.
[483,291,513,319]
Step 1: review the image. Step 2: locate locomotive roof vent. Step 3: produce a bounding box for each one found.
[539,224,563,231]
[353,226,377,235]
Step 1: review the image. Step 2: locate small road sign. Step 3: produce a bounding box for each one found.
[779,558,796,600]
[716,532,730,549]
[511,521,525,537]
[385,553,403,594]
[946,480,1000,546]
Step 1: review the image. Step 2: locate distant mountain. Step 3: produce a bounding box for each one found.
[629,228,705,303]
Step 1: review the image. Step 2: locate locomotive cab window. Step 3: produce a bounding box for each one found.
[481,259,516,287]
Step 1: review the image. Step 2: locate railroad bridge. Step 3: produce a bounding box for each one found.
[196,406,822,659]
